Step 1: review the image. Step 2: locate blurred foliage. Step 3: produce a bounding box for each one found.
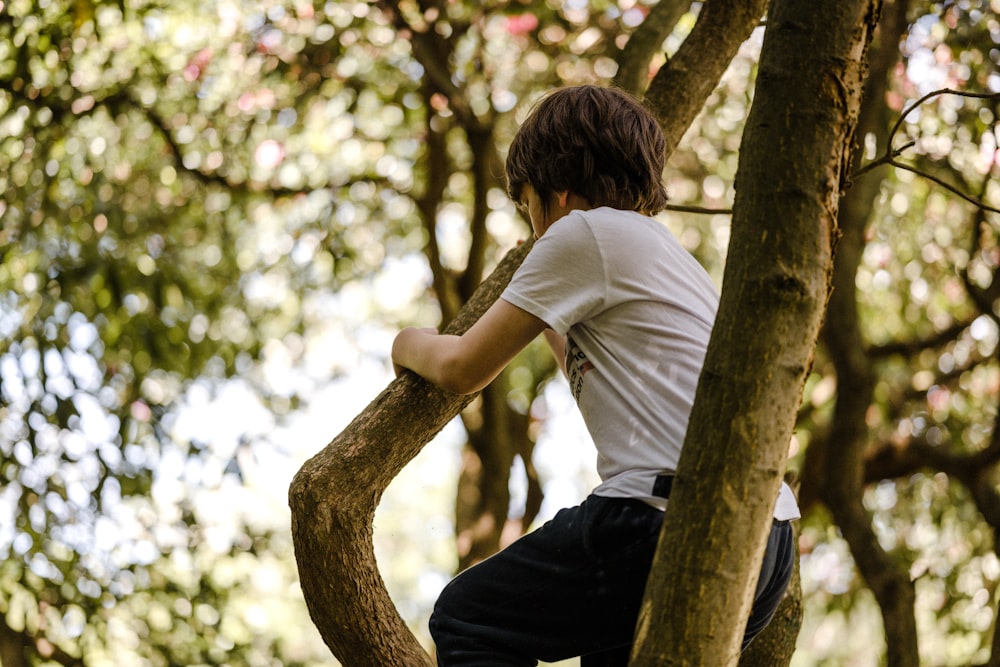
[0,0,999,665]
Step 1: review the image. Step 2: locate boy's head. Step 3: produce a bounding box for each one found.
[505,85,668,217]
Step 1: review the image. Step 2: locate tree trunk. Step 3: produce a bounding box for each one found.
[614,0,691,96]
[630,1,880,665]
[737,519,802,667]
[454,383,515,569]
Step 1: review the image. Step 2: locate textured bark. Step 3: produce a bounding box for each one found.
[737,519,802,667]
[643,0,769,158]
[288,240,531,667]
[631,1,880,665]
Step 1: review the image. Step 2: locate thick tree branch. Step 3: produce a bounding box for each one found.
[290,1,817,661]
[289,240,532,666]
[736,518,802,667]
[864,428,1000,484]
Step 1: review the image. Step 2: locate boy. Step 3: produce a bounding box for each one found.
[391,85,799,666]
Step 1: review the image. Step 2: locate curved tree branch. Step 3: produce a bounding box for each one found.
[961,203,1000,323]
[888,160,1000,214]
[868,318,977,359]
[288,240,532,666]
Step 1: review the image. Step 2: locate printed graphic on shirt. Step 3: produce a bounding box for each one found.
[566,336,595,401]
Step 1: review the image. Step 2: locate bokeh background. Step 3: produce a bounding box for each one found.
[2,1,999,665]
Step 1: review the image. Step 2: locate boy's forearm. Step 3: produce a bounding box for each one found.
[391,300,548,394]
[391,327,488,394]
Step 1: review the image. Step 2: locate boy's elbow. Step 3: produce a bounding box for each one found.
[438,377,479,395]
[436,355,488,395]
[436,367,481,395]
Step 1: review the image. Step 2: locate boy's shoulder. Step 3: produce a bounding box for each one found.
[564,207,673,243]
[554,206,655,230]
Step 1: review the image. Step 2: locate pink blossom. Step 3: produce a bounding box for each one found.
[507,13,538,36]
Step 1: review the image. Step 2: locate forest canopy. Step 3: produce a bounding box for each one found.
[1,1,999,666]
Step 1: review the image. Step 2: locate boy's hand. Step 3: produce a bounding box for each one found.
[392,327,438,377]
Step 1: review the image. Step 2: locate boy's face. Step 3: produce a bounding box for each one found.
[520,184,589,240]
[521,184,550,240]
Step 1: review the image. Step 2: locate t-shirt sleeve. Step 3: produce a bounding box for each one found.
[501,212,607,336]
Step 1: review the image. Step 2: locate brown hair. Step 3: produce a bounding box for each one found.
[505,85,668,216]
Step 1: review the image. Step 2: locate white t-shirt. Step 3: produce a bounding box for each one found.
[502,207,799,520]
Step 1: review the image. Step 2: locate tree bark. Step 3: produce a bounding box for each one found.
[737,518,802,667]
[630,1,880,665]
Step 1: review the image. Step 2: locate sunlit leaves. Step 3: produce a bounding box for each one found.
[1,0,999,663]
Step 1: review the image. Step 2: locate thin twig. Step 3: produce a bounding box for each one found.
[853,88,1000,215]
[663,203,733,215]
[889,160,1000,214]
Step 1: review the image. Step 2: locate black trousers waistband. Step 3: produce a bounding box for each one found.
[652,473,674,499]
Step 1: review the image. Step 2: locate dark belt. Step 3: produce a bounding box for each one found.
[652,473,674,499]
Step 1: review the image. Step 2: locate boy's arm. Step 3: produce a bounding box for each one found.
[392,299,548,395]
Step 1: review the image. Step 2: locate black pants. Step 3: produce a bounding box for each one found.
[430,495,794,666]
